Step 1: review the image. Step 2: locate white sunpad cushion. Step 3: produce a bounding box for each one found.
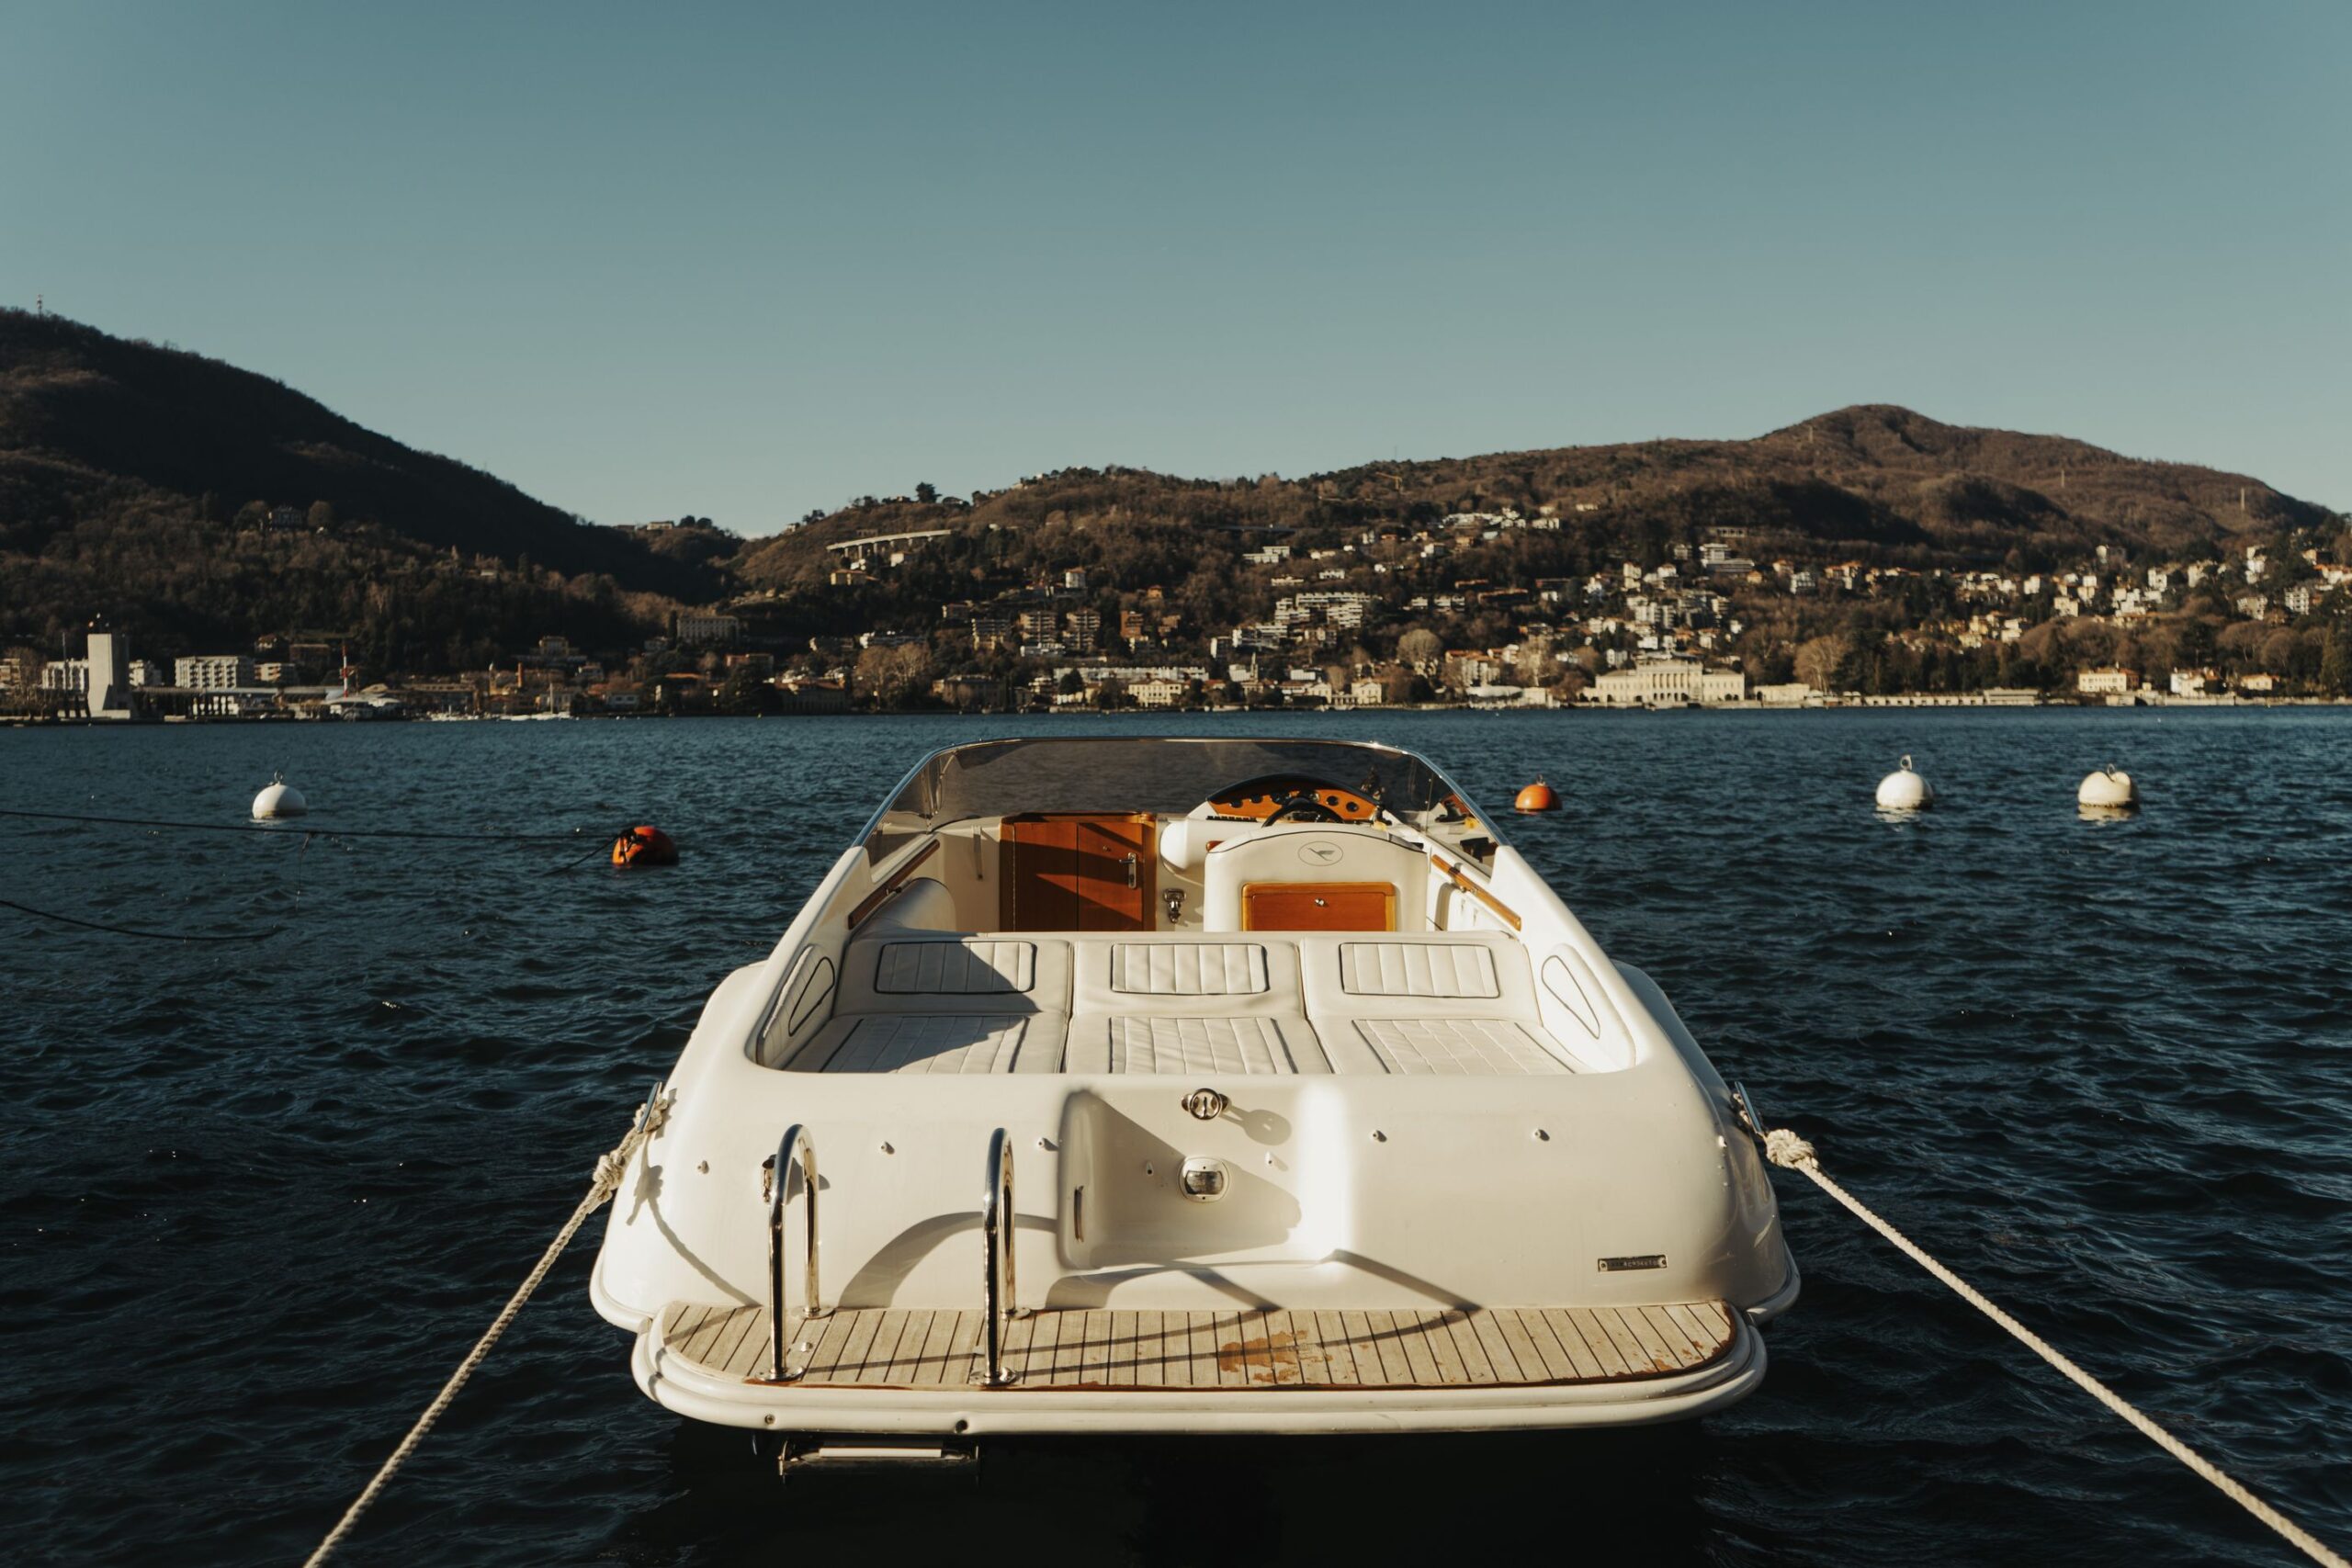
[1339,942,1500,998]
[874,941,1035,994]
[820,1015,1030,1074]
[1111,942,1269,996]
[1105,1016,1296,1074]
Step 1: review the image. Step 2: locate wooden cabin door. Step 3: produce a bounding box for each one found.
[1000,815,1157,931]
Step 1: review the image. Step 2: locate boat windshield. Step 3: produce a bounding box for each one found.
[862,737,1503,861]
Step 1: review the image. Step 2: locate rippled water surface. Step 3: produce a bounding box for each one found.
[4,710,2348,1566]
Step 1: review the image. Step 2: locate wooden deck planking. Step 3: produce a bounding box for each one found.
[1313,1310,1359,1386]
[661,1301,1736,1390]
[1465,1308,1525,1383]
[722,1308,777,1378]
[1345,1316,1374,1382]
[1395,1311,1446,1385]
[1559,1307,1634,1377]
[704,1305,758,1374]
[889,1309,934,1383]
[1639,1304,1702,1366]
[1587,1304,1657,1373]
[678,1304,733,1365]
[1486,1306,1547,1382]
[1420,1310,1470,1384]
[1213,1311,1250,1386]
[1537,1309,1607,1380]
[1616,1306,1679,1373]
[1083,1310,1116,1386]
[1131,1310,1161,1387]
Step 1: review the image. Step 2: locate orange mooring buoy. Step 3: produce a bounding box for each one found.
[611,825,679,867]
[1514,777,1559,813]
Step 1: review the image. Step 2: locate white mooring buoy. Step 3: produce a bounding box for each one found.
[252,773,309,820]
[1875,754,1935,811]
[2077,765,2140,810]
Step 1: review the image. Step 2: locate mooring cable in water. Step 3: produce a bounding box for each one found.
[0,896,283,942]
[0,806,595,843]
[300,1088,669,1568]
[1759,1125,2350,1568]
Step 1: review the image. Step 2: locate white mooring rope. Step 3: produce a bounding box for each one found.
[1761,1126,2349,1568]
[300,1094,666,1567]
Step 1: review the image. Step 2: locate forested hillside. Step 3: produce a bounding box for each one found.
[728,404,2332,648]
[0,310,710,660]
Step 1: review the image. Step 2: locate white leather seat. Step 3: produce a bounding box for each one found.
[784,934,1073,1072]
[1295,933,1580,1074]
[1198,824,1429,931]
[796,1012,1068,1074]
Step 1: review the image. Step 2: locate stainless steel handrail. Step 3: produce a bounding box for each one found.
[978,1126,1019,1386]
[763,1124,827,1382]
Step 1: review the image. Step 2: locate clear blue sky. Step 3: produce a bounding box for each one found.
[3,1,2345,533]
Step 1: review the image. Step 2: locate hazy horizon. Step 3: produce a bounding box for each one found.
[4,2,2346,534]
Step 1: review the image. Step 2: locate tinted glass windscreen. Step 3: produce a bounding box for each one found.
[870,739,1465,826]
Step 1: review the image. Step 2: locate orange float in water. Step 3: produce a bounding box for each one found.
[611,825,678,867]
[1513,777,1559,813]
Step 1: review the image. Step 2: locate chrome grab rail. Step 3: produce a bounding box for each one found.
[978,1126,1019,1386]
[763,1124,827,1382]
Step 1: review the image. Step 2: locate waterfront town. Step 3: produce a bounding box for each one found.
[9,504,2348,721]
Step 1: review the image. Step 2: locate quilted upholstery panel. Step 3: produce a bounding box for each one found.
[820,1015,1030,1074]
[875,941,1035,994]
[1105,1016,1295,1074]
[1111,942,1269,996]
[1338,942,1500,998]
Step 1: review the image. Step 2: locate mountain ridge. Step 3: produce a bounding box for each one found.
[3,310,2339,676]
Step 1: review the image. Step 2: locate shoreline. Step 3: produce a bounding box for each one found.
[6,696,2349,728]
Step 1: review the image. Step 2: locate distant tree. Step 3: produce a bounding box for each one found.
[307,500,335,530]
[854,643,932,709]
[2324,623,2352,696]
[717,664,774,714]
[2176,615,2218,670]
[1396,627,1442,671]
[1794,635,1845,692]
[915,482,938,505]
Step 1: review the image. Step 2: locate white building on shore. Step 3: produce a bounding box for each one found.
[1587,658,1747,706]
[175,654,256,691]
[40,632,137,717]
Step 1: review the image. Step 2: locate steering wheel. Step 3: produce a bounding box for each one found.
[1197,773,1381,823]
[1264,791,1344,824]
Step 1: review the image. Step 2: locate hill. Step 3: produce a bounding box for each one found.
[726,407,2337,660]
[0,309,716,664]
[742,404,2325,592]
[5,307,2338,694]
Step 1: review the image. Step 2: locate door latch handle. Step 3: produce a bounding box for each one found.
[1124,852,1138,888]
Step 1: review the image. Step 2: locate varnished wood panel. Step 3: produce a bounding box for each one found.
[999,815,1158,931]
[1239,881,1396,932]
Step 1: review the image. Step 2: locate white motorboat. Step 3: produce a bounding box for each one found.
[592,737,1796,1466]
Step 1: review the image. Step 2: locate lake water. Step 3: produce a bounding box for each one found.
[4,710,2347,1566]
